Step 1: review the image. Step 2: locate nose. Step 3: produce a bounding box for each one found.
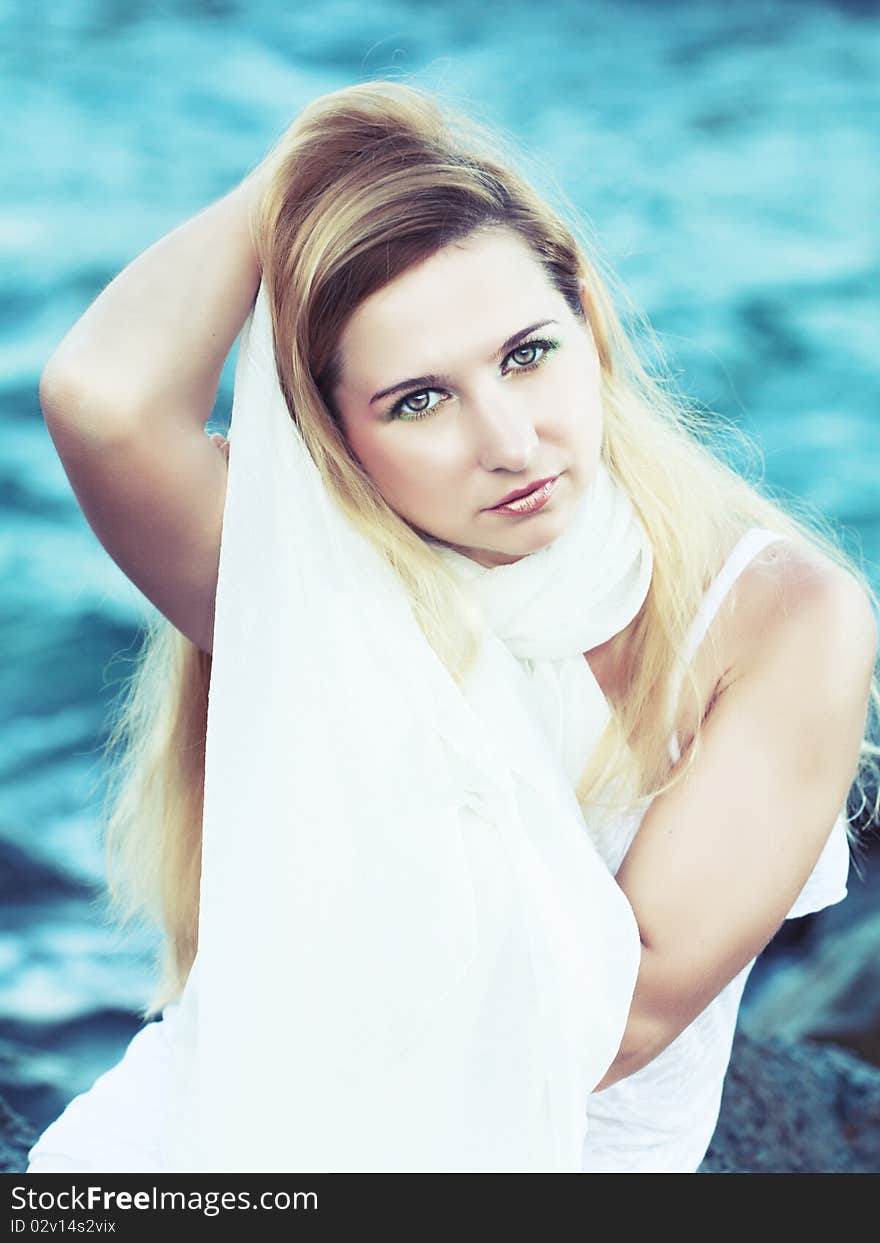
[470,385,540,473]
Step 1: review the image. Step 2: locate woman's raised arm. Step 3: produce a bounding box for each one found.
[39,172,264,433]
[36,171,269,652]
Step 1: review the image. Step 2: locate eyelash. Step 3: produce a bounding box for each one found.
[388,337,561,422]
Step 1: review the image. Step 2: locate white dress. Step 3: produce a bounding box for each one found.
[26,528,850,1174]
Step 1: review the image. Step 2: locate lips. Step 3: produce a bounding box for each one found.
[488,475,558,509]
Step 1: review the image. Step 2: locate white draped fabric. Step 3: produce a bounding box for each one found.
[158,284,652,1172]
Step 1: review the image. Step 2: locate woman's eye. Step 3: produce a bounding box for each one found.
[390,337,558,421]
[502,340,556,367]
[508,342,544,367]
[394,389,446,420]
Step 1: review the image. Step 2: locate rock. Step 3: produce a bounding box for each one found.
[0,1095,37,1174]
[740,911,880,1067]
[699,1025,880,1173]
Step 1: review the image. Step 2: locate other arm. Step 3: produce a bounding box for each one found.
[595,562,877,1091]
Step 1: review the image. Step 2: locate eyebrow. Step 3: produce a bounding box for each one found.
[368,319,561,405]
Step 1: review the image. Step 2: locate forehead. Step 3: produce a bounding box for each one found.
[335,229,565,391]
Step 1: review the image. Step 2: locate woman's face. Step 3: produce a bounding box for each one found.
[331,227,604,567]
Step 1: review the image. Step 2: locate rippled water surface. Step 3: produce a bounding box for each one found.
[2,0,878,1135]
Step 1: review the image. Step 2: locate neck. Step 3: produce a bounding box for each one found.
[585,622,637,705]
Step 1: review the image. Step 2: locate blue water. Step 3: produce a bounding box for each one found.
[2,1,878,1138]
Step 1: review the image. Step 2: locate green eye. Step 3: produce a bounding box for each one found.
[508,343,544,367]
[390,337,560,422]
[395,390,445,420]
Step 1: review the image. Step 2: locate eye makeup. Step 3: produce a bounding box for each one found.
[387,336,561,423]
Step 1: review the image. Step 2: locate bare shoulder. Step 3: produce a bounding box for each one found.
[614,538,876,1043]
[670,536,877,760]
[728,537,878,695]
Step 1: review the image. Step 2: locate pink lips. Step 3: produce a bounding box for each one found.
[488,475,559,515]
[489,475,558,509]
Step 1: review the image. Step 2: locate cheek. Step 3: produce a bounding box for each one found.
[355,435,435,505]
[552,360,604,459]
[551,354,601,424]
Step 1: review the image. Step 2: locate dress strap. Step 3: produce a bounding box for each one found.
[667,529,790,765]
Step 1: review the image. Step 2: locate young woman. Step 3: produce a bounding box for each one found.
[28,80,878,1173]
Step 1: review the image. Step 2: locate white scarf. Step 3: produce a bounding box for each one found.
[162,282,651,1173]
[430,460,653,787]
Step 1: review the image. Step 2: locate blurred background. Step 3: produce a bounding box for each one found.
[2,0,878,1142]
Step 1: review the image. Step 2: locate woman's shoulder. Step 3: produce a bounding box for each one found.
[670,532,870,759]
[726,534,875,686]
[730,539,875,661]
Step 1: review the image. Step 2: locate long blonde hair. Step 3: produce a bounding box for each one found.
[98,79,880,1017]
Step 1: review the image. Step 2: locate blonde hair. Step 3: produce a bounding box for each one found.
[97,79,880,1018]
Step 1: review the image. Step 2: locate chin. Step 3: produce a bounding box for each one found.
[470,531,560,568]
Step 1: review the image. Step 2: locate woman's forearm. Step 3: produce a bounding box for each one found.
[40,170,265,432]
[592,944,692,1092]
